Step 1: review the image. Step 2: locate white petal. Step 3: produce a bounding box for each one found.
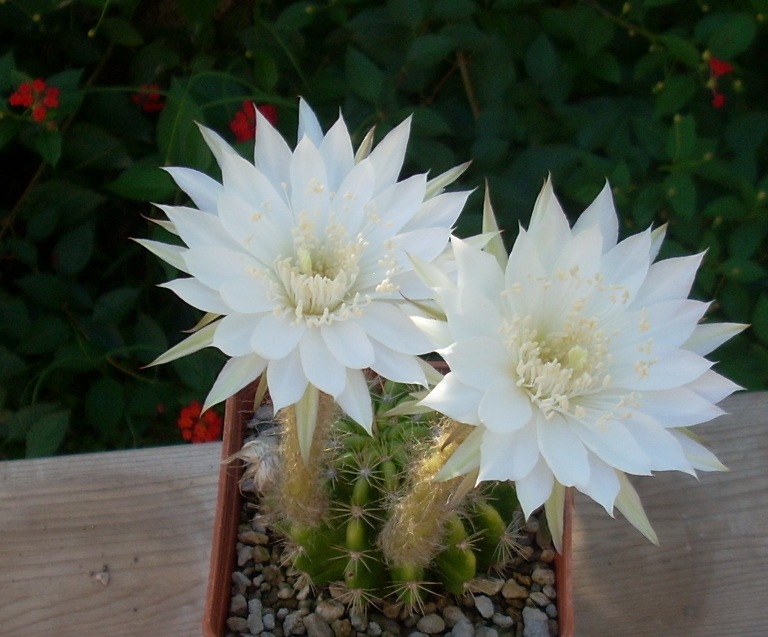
[526,177,572,268]
[576,456,620,515]
[266,348,308,411]
[134,239,189,273]
[158,204,238,251]
[362,173,427,247]
[453,236,505,302]
[148,320,218,367]
[250,313,305,359]
[572,418,652,475]
[367,117,411,194]
[514,457,555,520]
[624,412,693,474]
[632,253,703,307]
[299,328,346,397]
[421,372,483,425]
[404,189,469,233]
[289,136,329,225]
[686,369,743,403]
[320,320,375,369]
[253,108,292,192]
[436,426,484,480]
[203,354,267,412]
[611,346,712,391]
[213,313,259,357]
[163,166,222,213]
[639,386,725,427]
[219,275,275,314]
[183,246,257,290]
[684,322,747,356]
[669,429,727,472]
[297,97,324,146]
[615,472,658,544]
[335,368,374,432]
[319,114,355,192]
[478,378,532,433]
[536,414,591,487]
[478,425,539,481]
[572,180,619,252]
[160,278,230,314]
[358,302,433,354]
[369,344,426,385]
[440,336,510,390]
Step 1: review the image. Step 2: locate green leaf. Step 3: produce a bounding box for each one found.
[659,35,701,68]
[156,79,210,171]
[0,345,25,379]
[86,378,126,438]
[26,407,70,458]
[707,13,757,58]
[407,34,455,67]
[525,33,559,82]
[16,273,69,308]
[52,222,95,275]
[275,2,317,31]
[92,287,141,324]
[664,173,697,220]
[176,0,218,26]
[666,114,696,161]
[728,220,768,260]
[718,258,766,283]
[17,316,70,355]
[0,51,16,93]
[703,196,748,221]
[29,128,62,166]
[752,295,768,345]
[63,123,131,171]
[653,75,697,118]
[100,16,144,46]
[587,51,621,84]
[345,48,384,104]
[105,165,176,201]
[0,120,19,152]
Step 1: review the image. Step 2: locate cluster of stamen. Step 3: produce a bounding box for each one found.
[503,310,612,420]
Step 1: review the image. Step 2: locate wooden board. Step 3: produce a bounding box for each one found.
[0,444,220,636]
[0,392,766,636]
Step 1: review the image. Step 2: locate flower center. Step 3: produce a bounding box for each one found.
[503,312,612,419]
[273,217,371,327]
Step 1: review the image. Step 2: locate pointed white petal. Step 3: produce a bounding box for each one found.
[514,457,555,521]
[536,414,591,487]
[576,456,620,515]
[250,313,305,359]
[441,336,510,389]
[572,417,653,475]
[478,425,539,481]
[421,372,483,425]
[614,473,658,545]
[299,328,346,397]
[133,239,189,273]
[159,278,230,314]
[367,117,411,194]
[424,161,471,199]
[163,166,222,212]
[684,322,747,356]
[572,180,619,251]
[335,368,374,432]
[544,482,567,553]
[266,348,308,411]
[320,320,375,369]
[669,428,728,472]
[369,344,426,385]
[436,426,484,480]
[358,302,433,354]
[481,184,508,270]
[633,253,703,307]
[297,97,324,146]
[213,313,259,357]
[478,378,532,433]
[253,107,292,191]
[148,320,218,367]
[203,353,267,412]
[319,114,355,192]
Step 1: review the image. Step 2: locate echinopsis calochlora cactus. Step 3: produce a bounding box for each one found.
[139,99,744,612]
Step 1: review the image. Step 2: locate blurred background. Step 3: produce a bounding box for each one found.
[1,0,765,459]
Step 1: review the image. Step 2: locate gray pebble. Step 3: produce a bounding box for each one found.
[544,604,557,619]
[530,569,555,586]
[407,632,428,637]
[249,599,263,616]
[230,593,248,616]
[253,545,272,563]
[349,607,368,632]
[528,592,550,607]
[284,609,307,635]
[521,607,549,637]
[542,584,556,600]
[442,605,468,627]
[315,599,346,623]
[227,616,249,633]
[491,613,514,629]
[232,570,252,592]
[451,621,475,637]
[501,579,528,600]
[248,611,265,634]
[416,613,445,634]
[475,627,498,637]
[264,613,276,630]
[238,545,254,566]
[474,595,495,619]
[304,613,334,637]
[468,576,505,596]
[367,621,382,636]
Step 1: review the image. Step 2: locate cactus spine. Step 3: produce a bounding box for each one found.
[258,380,525,611]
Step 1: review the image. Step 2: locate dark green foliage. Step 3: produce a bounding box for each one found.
[1,0,766,458]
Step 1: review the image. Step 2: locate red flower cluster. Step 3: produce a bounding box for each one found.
[131,83,165,113]
[230,102,279,142]
[707,57,734,109]
[9,78,60,122]
[177,400,223,443]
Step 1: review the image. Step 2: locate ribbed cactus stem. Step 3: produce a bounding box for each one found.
[379,419,473,569]
[274,386,337,530]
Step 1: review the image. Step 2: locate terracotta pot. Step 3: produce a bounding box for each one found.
[203,381,575,637]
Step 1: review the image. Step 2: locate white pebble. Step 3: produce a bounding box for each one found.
[474,595,495,619]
